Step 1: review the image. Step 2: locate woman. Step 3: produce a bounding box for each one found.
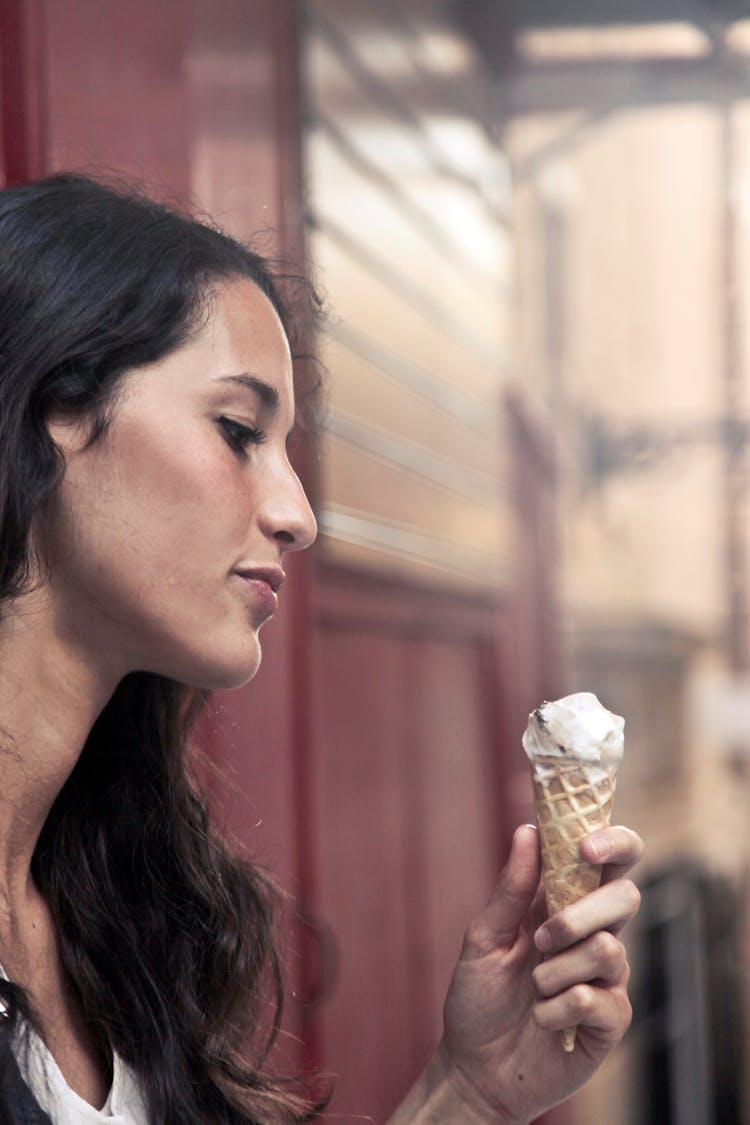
[0,173,642,1124]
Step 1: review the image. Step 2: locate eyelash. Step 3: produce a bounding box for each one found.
[218,417,267,458]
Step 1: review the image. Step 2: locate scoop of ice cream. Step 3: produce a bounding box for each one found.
[522,692,624,770]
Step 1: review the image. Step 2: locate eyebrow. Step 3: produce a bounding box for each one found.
[216,373,279,411]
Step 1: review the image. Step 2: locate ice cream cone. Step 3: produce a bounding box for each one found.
[522,692,624,1053]
[532,755,616,1051]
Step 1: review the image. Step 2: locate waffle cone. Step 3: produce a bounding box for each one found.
[531,755,616,1051]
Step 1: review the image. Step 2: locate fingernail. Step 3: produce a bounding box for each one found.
[535,926,551,953]
[586,836,605,861]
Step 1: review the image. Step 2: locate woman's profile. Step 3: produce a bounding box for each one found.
[0,173,642,1124]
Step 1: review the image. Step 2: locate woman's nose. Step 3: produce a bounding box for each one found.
[260,461,317,553]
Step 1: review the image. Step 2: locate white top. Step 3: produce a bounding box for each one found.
[0,957,150,1124]
[16,1034,151,1125]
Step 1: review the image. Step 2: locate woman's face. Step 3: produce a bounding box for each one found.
[42,277,317,690]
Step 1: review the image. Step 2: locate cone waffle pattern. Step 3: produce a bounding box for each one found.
[532,757,615,912]
[532,757,616,1051]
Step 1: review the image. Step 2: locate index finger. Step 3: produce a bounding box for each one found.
[580,825,644,883]
[536,877,641,953]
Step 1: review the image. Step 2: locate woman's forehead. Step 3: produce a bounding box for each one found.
[204,278,292,381]
[119,277,295,414]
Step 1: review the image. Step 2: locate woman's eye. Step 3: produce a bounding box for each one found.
[219,417,266,457]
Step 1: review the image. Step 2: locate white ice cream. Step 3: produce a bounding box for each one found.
[522,692,624,778]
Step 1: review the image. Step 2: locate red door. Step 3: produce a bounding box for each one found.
[309,567,509,1121]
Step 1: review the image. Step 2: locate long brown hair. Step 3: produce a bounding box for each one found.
[0,173,324,1123]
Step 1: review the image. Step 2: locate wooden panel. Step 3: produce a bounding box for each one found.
[185,0,289,248]
[310,569,508,1121]
[315,517,506,591]
[310,228,501,395]
[0,0,46,183]
[42,0,288,250]
[318,337,502,475]
[308,127,507,340]
[400,634,499,1059]
[311,627,416,1113]
[305,1,513,591]
[306,2,511,270]
[321,437,505,566]
[43,0,192,192]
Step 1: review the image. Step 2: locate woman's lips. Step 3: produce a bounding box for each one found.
[232,566,285,621]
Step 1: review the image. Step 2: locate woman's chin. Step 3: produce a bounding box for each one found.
[205,650,263,691]
[155,637,264,692]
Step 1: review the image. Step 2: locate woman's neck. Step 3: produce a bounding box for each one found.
[0,585,118,912]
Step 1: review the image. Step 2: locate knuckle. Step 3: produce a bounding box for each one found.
[550,910,578,947]
[532,999,550,1028]
[531,964,550,997]
[622,880,642,917]
[591,930,622,969]
[570,984,595,1019]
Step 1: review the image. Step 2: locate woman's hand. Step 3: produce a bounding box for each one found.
[389,823,643,1124]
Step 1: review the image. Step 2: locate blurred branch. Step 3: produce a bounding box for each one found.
[579,411,750,490]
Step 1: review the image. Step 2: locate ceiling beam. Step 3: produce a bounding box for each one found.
[506,54,750,117]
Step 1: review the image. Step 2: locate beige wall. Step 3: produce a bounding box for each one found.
[508,105,727,633]
[504,35,750,1122]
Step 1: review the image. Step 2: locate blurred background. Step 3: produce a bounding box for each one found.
[1,0,748,1121]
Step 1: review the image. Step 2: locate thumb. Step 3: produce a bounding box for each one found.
[481,824,541,949]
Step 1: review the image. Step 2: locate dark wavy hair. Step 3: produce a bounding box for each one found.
[0,173,323,1123]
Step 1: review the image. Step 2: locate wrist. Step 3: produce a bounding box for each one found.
[388,1044,523,1125]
